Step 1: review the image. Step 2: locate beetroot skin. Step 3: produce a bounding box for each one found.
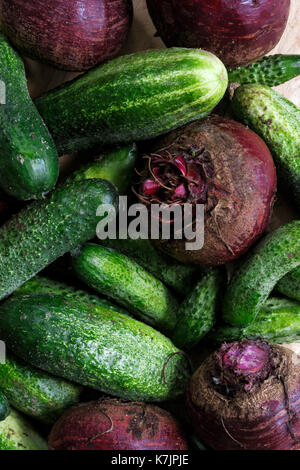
[146,0,290,68]
[186,340,300,450]
[48,399,188,450]
[0,0,133,71]
[136,116,277,267]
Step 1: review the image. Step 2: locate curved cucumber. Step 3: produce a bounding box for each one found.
[0,294,190,402]
[0,409,47,450]
[0,391,10,421]
[99,238,199,295]
[232,84,300,208]
[223,221,300,327]
[0,179,118,300]
[276,267,300,302]
[35,48,228,154]
[72,243,178,333]
[229,55,300,87]
[0,34,58,200]
[66,144,137,194]
[0,352,82,424]
[214,297,300,345]
[172,270,222,349]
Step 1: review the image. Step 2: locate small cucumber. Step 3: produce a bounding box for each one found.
[0,409,47,450]
[276,267,300,302]
[172,270,222,349]
[214,297,300,345]
[232,84,300,208]
[0,391,10,421]
[0,179,118,301]
[66,144,137,194]
[0,293,190,402]
[72,243,178,333]
[223,221,300,327]
[99,238,199,295]
[0,352,82,424]
[228,55,300,87]
[35,48,228,154]
[0,34,59,200]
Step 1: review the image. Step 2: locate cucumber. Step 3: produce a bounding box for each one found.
[0,179,118,301]
[228,55,300,87]
[172,270,222,349]
[223,221,300,327]
[0,352,82,424]
[72,243,178,333]
[276,267,300,302]
[232,84,300,208]
[213,297,300,345]
[66,144,137,194]
[16,275,132,318]
[0,34,58,200]
[0,293,190,402]
[0,408,47,450]
[35,48,228,154]
[99,238,199,295]
[0,391,10,421]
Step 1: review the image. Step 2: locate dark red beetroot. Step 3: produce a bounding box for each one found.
[135,115,277,267]
[0,0,133,71]
[48,399,188,450]
[146,0,290,68]
[186,340,300,450]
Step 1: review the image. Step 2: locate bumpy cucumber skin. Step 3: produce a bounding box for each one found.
[223,221,300,327]
[0,352,82,424]
[229,55,300,87]
[172,270,222,349]
[35,48,228,154]
[214,297,300,345]
[277,267,300,302]
[0,409,47,450]
[16,275,132,318]
[232,84,300,208]
[0,179,118,301]
[0,391,10,421]
[67,144,137,194]
[0,294,190,402]
[99,238,199,295]
[72,243,178,333]
[0,34,58,200]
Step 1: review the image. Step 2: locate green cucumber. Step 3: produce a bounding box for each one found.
[99,238,199,295]
[0,409,47,450]
[214,297,300,345]
[229,55,300,87]
[16,275,132,318]
[72,243,178,332]
[35,48,228,154]
[0,391,10,421]
[223,221,300,327]
[0,179,118,301]
[66,144,137,194]
[172,270,222,349]
[232,84,300,208]
[0,293,190,402]
[0,352,82,424]
[0,34,58,200]
[276,267,300,302]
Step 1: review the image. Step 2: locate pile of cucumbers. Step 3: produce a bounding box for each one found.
[0,23,299,450]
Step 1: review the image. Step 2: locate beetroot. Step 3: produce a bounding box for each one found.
[135,116,277,267]
[186,340,300,450]
[48,399,188,450]
[146,0,290,68]
[0,0,133,71]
